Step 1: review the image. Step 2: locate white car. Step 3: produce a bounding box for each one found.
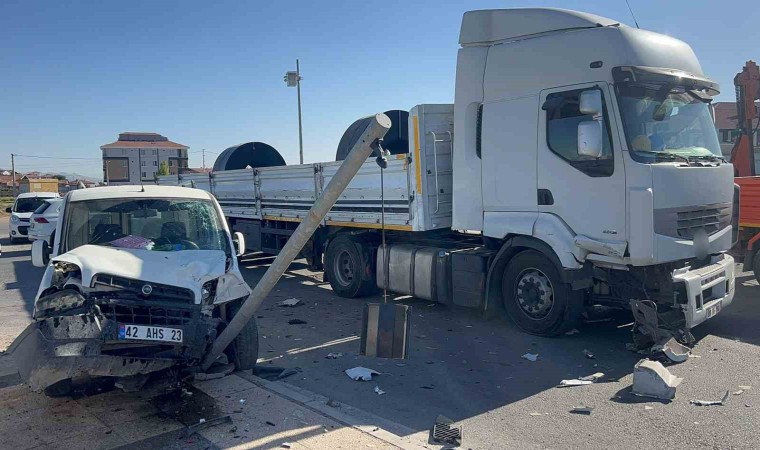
[28,198,63,245]
[6,192,60,244]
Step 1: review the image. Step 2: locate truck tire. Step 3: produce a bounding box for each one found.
[752,251,760,285]
[224,302,259,371]
[501,250,583,336]
[325,234,376,298]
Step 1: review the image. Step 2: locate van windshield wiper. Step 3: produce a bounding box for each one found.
[634,150,690,164]
[688,154,725,163]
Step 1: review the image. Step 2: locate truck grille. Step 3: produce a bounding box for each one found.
[93,274,195,304]
[654,202,732,240]
[99,303,195,327]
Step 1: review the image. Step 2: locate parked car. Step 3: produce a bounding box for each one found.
[28,198,63,245]
[6,192,60,243]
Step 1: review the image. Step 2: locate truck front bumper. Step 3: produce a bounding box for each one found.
[8,311,218,391]
[673,253,735,329]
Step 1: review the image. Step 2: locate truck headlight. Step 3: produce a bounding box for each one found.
[202,279,217,303]
[10,215,18,223]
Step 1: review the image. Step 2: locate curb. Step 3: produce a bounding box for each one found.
[236,371,431,450]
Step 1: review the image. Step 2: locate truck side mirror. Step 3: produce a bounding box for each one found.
[232,232,246,257]
[31,239,50,267]
[579,89,603,116]
[578,121,604,158]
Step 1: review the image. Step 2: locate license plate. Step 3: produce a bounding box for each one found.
[118,324,183,343]
[706,301,722,319]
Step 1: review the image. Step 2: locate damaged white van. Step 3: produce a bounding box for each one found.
[10,185,258,394]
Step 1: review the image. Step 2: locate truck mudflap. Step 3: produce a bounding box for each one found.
[672,253,735,329]
[8,311,218,392]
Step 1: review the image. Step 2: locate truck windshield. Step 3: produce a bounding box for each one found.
[616,83,722,163]
[62,198,229,253]
[14,197,48,213]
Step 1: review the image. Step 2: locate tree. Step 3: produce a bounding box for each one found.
[157,161,170,176]
[52,174,67,181]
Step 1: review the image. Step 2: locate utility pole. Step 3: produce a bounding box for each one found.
[284,60,304,164]
[10,153,16,197]
[202,149,206,169]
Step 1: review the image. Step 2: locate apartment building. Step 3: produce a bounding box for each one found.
[101,132,189,185]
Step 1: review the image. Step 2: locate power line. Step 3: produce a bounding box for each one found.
[12,154,101,161]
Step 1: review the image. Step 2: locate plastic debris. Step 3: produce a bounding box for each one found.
[652,337,690,363]
[429,415,462,446]
[733,390,744,396]
[325,352,343,359]
[529,412,542,417]
[739,385,752,390]
[631,359,682,400]
[570,406,593,415]
[239,399,246,404]
[281,443,293,449]
[345,367,380,381]
[181,415,232,438]
[583,349,595,359]
[522,353,538,362]
[690,391,730,406]
[644,405,654,410]
[374,386,386,395]
[199,418,206,424]
[278,298,301,307]
[564,328,580,336]
[559,379,593,387]
[579,372,605,382]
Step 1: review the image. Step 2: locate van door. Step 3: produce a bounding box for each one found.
[537,83,627,249]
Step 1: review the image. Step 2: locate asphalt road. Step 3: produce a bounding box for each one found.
[1,224,759,449]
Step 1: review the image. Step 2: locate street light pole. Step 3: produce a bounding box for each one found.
[284,60,304,164]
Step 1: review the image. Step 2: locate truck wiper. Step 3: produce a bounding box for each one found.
[635,150,690,164]
[688,154,725,163]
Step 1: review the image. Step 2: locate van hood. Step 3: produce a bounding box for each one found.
[52,245,228,302]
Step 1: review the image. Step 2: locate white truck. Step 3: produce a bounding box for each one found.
[10,185,259,394]
[159,8,737,339]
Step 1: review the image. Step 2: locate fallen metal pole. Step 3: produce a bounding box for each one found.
[202,113,391,370]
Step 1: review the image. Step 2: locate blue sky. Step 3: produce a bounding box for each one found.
[1,0,758,179]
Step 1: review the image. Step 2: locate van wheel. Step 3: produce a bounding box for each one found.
[325,234,376,298]
[224,302,259,371]
[502,250,583,336]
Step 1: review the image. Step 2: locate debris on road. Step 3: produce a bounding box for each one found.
[631,359,682,400]
[559,379,593,387]
[570,406,593,415]
[325,352,343,359]
[374,386,386,395]
[195,362,235,381]
[277,367,302,380]
[564,328,580,336]
[583,349,595,359]
[253,365,302,381]
[277,298,302,307]
[739,385,752,390]
[579,372,605,382]
[652,337,690,363]
[529,412,542,417]
[644,405,654,410]
[522,353,539,362]
[181,415,232,438]
[734,390,745,396]
[345,367,380,381]
[429,415,462,447]
[281,443,293,449]
[288,319,308,325]
[690,391,730,406]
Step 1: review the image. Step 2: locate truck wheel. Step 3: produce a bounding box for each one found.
[501,250,583,336]
[752,251,760,285]
[224,302,259,371]
[325,234,376,298]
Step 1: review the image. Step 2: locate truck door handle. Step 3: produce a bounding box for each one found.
[537,189,554,206]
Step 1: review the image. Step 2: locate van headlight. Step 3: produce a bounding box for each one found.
[10,215,18,223]
[202,279,217,303]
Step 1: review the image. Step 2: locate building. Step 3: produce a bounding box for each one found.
[18,177,59,194]
[713,101,759,158]
[101,132,189,185]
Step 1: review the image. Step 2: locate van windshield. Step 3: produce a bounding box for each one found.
[62,198,229,254]
[616,83,722,162]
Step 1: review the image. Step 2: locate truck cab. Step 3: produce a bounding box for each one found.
[452,9,735,336]
[10,185,259,394]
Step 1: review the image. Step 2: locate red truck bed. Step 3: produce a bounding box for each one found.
[736,176,760,227]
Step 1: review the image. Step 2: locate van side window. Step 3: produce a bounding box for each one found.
[544,89,613,177]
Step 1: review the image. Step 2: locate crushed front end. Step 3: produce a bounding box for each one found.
[9,273,222,392]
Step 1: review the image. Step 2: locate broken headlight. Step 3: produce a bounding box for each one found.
[201,279,218,304]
